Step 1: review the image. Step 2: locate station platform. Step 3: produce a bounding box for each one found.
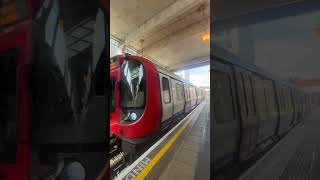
[238,107,320,180]
[114,98,210,180]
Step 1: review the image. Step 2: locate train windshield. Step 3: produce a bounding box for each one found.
[120,60,145,108]
[0,0,28,27]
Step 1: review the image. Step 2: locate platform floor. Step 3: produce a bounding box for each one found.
[239,107,320,180]
[159,97,210,180]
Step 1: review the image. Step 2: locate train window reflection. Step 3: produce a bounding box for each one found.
[212,70,234,123]
[120,60,145,108]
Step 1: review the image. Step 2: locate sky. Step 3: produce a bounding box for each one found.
[175,65,210,87]
[251,10,320,79]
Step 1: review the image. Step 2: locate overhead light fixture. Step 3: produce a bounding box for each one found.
[201,32,210,42]
[314,27,320,36]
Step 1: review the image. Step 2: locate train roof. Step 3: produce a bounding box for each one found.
[211,45,298,89]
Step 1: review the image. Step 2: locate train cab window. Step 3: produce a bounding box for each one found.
[176,83,183,101]
[162,77,171,103]
[212,70,234,123]
[120,60,146,108]
[0,48,18,163]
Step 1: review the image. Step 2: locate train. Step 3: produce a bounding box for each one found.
[0,0,108,179]
[110,54,206,163]
[212,46,320,175]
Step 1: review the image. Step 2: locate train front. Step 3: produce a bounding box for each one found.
[110,55,161,150]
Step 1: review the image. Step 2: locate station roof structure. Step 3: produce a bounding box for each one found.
[110,0,210,71]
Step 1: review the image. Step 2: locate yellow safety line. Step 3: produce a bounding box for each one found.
[135,117,193,180]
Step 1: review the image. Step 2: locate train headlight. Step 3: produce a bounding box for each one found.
[60,160,86,180]
[129,112,137,121]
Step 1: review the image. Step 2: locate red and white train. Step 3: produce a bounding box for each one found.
[212,46,320,176]
[110,54,206,159]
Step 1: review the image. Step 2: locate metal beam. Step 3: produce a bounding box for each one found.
[213,0,320,31]
[143,16,210,54]
[170,56,210,71]
[124,0,207,45]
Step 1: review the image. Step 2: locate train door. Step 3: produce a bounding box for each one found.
[171,79,185,116]
[160,74,174,123]
[234,68,258,161]
[183,83,191,112]
[212,61,239,172]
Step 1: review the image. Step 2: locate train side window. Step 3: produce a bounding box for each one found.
[176,83,183,101]
[162,77,171,103]
[0,48,18,163]
[212,70,234,123]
